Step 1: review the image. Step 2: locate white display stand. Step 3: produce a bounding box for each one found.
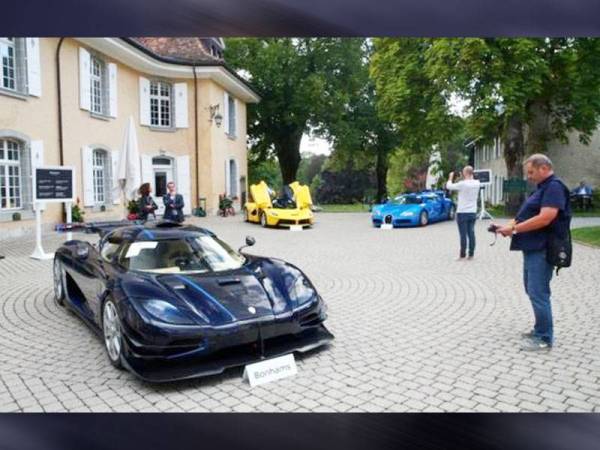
[474,169,494,220]
[30,166,75,260]
[30,203,53,260]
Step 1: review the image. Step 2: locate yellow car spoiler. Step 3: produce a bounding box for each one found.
[250,181,273,209]
[289,181,313,209]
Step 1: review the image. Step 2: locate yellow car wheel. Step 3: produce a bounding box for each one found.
[244,208,250,222]
[260,212,268,228]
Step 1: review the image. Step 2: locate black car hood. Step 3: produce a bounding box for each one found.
[158,270,276,323]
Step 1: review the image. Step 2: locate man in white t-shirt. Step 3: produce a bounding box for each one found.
[446,165,481,260]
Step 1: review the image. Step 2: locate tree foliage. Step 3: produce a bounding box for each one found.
[225,38,366,184]
[372,37,600,212]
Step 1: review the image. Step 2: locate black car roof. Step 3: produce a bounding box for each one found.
[89,221,215,242]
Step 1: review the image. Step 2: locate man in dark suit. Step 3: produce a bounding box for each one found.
[163,181,185,223]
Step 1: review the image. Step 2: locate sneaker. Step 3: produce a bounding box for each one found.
[521,330,536,339]
[520,337,552,352]
[455,256,466,261]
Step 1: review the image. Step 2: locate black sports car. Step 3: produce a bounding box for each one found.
[53,221,333,382]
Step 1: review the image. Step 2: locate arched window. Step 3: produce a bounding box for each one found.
[92,148,110,205]
[0,139,23,210]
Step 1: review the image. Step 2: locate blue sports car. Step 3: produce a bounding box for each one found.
[53,221,333,382]
[371,191,456,227]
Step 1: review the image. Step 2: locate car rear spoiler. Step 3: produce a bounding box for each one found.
[85,220,141,237]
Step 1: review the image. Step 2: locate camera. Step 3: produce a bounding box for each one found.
[487,224,500,233]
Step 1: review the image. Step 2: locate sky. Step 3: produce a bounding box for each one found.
[300,134,332,156]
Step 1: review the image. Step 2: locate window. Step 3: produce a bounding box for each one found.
[90,56,106,115]
[92,149,109,205]
[0,139,22,210]
[227,94,236,137]
[150,81,172,127]
[1,38,16,91]
[1,37,26,93]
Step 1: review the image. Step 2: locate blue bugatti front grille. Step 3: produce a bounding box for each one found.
[394,219,412,224]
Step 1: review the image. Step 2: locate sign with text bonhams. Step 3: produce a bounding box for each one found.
[33,166,75,203]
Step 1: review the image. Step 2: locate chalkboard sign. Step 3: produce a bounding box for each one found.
[473,169,492,185]
[34,166,75,203]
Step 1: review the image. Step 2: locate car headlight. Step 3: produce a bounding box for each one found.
[135,298,197,325]
[400,211,414,217]
[373,211,381,217]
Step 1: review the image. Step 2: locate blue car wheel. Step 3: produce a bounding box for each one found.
[419,210,429,226]
[448,205,456,220]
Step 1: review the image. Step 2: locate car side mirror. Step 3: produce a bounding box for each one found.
[239,236,255,253]
[76,243,89,260]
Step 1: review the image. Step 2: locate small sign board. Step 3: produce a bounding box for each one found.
[289,225,303,231]
[33,166,75,203]
[473,169,492,185]
[380,224,393,230]
[243,354,298,387]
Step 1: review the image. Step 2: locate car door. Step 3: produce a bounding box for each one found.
[91,237,124,324]
[67,241,101,323]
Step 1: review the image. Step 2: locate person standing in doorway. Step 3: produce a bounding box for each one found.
[163,181,185,223]
[446,166,481,260]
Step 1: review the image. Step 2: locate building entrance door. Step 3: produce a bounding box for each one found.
[152,157,174,216]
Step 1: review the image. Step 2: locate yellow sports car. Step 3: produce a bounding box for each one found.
[244,181,315,228]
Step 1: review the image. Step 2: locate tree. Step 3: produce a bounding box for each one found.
[370,38,462,156]
[424,38,600,212]
[225,38,365,184]
[296,153,327,186]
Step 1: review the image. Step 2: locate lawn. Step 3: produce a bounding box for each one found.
[318,203,371,213]
[484,204,600,218]
[571,226,600,247]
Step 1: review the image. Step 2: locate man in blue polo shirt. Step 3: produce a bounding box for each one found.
[494,154,569,352]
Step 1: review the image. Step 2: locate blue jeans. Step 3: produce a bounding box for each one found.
[457,213,476,257]
[523,250,554,344]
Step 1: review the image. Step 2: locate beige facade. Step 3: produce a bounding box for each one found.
[0,37,258,234]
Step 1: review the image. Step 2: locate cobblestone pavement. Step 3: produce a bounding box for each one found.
[0,214,599,412]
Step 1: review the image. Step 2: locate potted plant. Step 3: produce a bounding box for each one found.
[71,198,85,223]
[12,212,21,221]
[127,200,139,221]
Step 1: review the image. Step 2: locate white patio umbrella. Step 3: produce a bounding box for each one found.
[114,116,141,217]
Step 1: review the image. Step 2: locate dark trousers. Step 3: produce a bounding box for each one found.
[457,212,476,257]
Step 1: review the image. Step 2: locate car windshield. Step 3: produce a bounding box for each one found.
[120,235,245,274]
[391,195,422,205]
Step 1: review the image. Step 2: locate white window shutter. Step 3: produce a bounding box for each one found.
[176,155,192,215]
[231,159,239,197]
[111,150,120,204]
[234,98,240,139]
[26,38,41,97]
[140,154,153,184]
[108,63,118,118]
[81,146,94,206]
[174,83,188,128]
[30,140,44,208]
[79,48,91,111]
[139,77,150,126]
[223,92,229,135]
[224,159,231,196]
[30,140,44,171]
